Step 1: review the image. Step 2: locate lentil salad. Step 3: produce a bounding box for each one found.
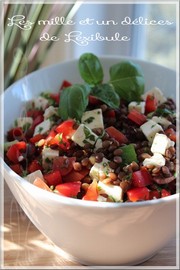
[4,53,177,202]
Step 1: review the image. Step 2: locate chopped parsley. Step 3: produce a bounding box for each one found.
[83,125,96,142]
[38,126,43,133]
[84,116,95,124]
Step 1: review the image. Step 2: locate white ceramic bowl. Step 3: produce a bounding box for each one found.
[2,56,178,266]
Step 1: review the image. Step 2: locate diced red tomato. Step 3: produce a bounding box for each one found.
[55,119,77,139]
[33,177,52,192]
[149,190,161,200]
[47,134,71,150]
[7,127,24,141]
[28,159,43,173]
[106,126,128,144]
[62,168,89,183]
[30,134,45,144]
[55,182,81,197]
[82,179,98,201]
[6,144,22,163]
[49,93,60,105]
[132,168,152,188]
[164,128,176,142]
[31,115,44,130]
[127,109,147,126]
[60,80,72,89]
[104,109,116,118]
[6,142,26,163]
[15,141,26,151]
[53,156,76,176]
[88,95,101,105]
[127,187,150,202]
[145,94,158,113]
[43,170,62,186]
[10,164,23,175]
[161,188,171,198]
[45,130,57,145]
[26,109,44,120]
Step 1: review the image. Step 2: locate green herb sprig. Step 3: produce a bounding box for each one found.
[59,53,145,121]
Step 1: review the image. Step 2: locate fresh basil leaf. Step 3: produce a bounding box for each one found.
[109,61,144,102]
[79,53,104,85]
[58,84,91,121]
[91,83,120,109]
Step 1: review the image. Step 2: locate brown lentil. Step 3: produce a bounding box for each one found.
[102,140,111,148]
[139,153,152,160]
[73,162,82,171]
[84,143,93,150]
[162,166,171,176]
[109,161,118,170]
[100,104,108,112]
[82,176,92,184]
[152,166,161,175]
[102,177,112,184]
[74,150,84,158]
[81,183,89,191]
[120,180,131,193]
[108,145,117,152]
[113,148,123,156]
[118,171,126,180]
[107,197,115,202]
[130,161,139,171]
[95,153,104,163]
[153,175,175,184]
[81,157,90,167]
[113,156,122,164]
[168,161,175,172]
[113,179,120,185]
[123,164,133,173]
[108,172,117,181]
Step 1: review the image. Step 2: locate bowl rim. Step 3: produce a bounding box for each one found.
[2,55,179,209]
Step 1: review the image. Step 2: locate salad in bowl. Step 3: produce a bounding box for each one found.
[2,54,178,266]
[4,53,177,203]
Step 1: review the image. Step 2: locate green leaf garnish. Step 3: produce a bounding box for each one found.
[79,53,104,85]
[109,61,144,102]
[91,83,120,109]
[58,84,91,121]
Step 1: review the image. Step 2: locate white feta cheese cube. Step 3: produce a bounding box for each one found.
[97,181,123,202]
[151,133,175,155]
[143,153,165,167]
[81,109,104,130]
[25,170,44,184]
[42,147,59,168]
[151,116,171,129]
[33,119,51,136]
[71,124,98,147]
[15,117,33,128]
[140,120,163,143]
[43,106,58,120]
[128,101,145,114]
[97,195,107,202]
[141,87,167,105]
[33,96,49,110]
[89,157,113,181]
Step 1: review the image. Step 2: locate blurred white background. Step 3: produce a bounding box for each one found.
[42,2,177,70]
[3,1,178,89]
